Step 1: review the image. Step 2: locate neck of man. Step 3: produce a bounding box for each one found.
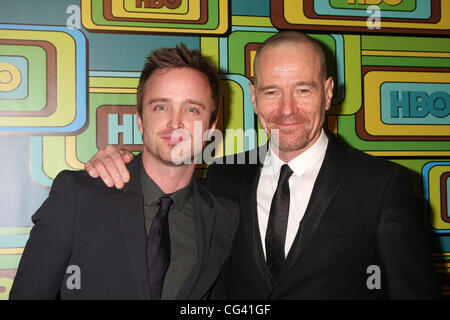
[141,152,195,194]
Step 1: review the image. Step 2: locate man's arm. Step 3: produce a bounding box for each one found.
[376,166,443,299]
[9,171,79,299]
[84,145,133,189]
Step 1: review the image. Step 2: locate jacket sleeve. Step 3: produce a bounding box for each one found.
[376,167,443,299]
[204,163,237,201]
[9,170,78,299]
[208,199,240,300]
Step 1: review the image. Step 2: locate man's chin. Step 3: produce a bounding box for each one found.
[159,155,187,166]
[163,153,196,166]
[272,138,310,154]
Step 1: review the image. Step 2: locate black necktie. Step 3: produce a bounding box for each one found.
[147,195,173,300]
[265,164,293,283]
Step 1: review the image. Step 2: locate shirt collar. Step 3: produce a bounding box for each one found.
[171,178,193,214]
[138,158,193,214]
[266,129,329,178]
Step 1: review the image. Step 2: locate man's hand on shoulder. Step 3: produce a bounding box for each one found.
[84,145,133,189]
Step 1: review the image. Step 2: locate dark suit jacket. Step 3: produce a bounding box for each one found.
[10,154,239,300]
[205,131,442,299]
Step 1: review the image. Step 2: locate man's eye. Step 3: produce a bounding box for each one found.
[154,105,166,111]
[186,107,199,113]
[296,89,311,96]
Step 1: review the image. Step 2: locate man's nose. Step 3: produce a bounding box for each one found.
[279,93,295,117]
[167,112,184,130]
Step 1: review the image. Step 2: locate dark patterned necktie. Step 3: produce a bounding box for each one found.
[265,164,293,283]
[147,195,173,300]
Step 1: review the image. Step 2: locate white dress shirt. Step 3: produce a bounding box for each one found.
[257,129,329,259]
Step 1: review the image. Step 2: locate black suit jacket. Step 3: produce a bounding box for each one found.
[205,131,442,299]
[10,154,239,300]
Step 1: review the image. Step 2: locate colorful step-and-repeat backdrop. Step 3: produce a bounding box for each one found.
[0,0,449,298]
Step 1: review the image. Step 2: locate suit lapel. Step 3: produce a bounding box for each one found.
[116,154,151,300]
[241,145,273,285]
[246,163,273,285]
[176,180,216,299]
[280,134,347,282]
[180,146,272,298]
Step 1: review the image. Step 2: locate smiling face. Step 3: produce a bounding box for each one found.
[137,67,216,166]
[250,41,334,162]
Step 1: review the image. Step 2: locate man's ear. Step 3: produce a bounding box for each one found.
[136,112,144,135]
[204,116,218,141]
[324,76,334,111]
[250,82,258,115]
[209,117,218,132]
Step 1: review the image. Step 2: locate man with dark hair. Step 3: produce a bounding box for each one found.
[10,44,239,300]
[84,31,442,299]
[136,44,221,125]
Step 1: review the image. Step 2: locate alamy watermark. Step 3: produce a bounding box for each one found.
[66,265,81,290]
[366,264,381,290]
[66,5,81,29]
[366,5,381,30]
[166,121,278,166]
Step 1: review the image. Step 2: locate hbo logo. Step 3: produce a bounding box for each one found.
[390,90,450,118]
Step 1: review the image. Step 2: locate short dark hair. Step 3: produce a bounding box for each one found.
[253,31,328,82]
[137,43,220,125]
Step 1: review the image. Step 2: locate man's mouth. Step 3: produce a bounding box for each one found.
[160,133,189,146]
[270,116,307,129]
[277,121,300,126]
[271,121,304,130]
